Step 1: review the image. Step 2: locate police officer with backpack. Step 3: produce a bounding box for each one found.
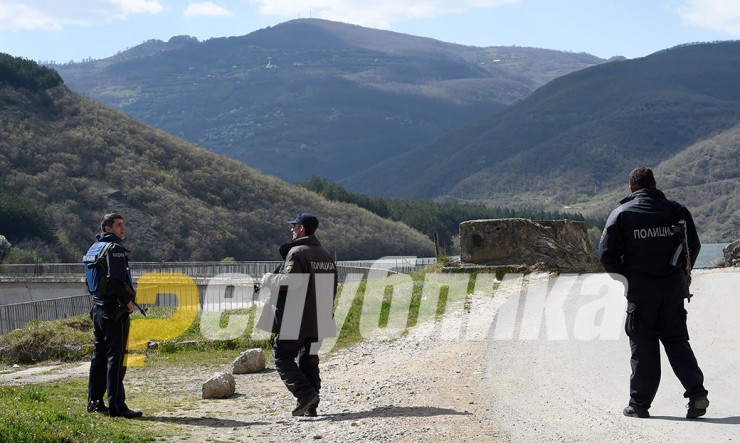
[599,167,709,419]
[84,213,142,418]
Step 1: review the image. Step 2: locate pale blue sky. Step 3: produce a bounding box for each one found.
[1,0,738,63]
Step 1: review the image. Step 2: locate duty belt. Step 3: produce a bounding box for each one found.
[92,296,118,307]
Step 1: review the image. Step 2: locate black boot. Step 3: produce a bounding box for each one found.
[292,392,319,417]
[686,396,709,419]
[87,399,109,414]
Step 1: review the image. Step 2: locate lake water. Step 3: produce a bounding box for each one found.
[695,243,730,268]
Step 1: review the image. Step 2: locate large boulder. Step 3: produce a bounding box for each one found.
[202,372,236,399]
[459,218,599,273]
[232,348,266,374]
[723,240,740,267]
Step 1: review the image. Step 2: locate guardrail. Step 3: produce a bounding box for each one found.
[0,258,435,278]
[0,262,284,278]
[0,258,437,334]
[0,294,93,335]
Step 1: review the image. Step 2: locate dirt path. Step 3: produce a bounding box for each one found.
[0,361,89,385]
[129,302,511,442]
[158,340,506,443]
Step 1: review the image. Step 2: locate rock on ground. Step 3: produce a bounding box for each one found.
[201,372,236,399]
[232,348,266,374]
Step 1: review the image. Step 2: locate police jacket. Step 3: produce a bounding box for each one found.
[92,232,135,306]
[599,188,701,298]
[256,235,338,339]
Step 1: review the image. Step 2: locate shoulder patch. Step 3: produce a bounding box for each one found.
[282,261,294,273]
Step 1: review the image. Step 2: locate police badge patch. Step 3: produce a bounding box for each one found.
[282,261,294,273]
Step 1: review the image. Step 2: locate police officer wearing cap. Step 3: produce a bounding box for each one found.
[256,212,338,417]
[599,167,709,419]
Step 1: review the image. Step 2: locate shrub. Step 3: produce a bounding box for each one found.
[0,235,10,260]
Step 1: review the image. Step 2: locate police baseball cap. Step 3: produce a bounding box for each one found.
[287,212,319,231]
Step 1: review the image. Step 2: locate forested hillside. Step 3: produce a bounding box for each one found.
[298,177,600,252]
[344,42,740,242]
[52,18,605,184]
[0,54,435,262]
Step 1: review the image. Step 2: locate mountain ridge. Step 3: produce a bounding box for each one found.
[50,18,606,184]
[343,41,739,242]
[0,55,435,262]
[37,21,737,242]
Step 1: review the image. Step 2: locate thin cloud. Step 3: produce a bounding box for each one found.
[110,0,165,15]
[184,1,233,17]
[0,0,165,31]
[678,0,740,36]
[250,0,518,28]
[0,3,63,31]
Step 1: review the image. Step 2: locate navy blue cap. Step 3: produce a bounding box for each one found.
[287,212,319,231]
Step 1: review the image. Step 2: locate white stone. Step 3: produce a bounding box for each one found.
[232,348,266,374]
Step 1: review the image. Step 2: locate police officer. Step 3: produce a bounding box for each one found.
[256,212,338,417]
[599,167,708,419]
[85,213,142,418]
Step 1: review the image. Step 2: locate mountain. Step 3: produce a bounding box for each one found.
[50,18,605,184]
[654,124,740,242]
[343,42,740,242]
[0,54,435,262]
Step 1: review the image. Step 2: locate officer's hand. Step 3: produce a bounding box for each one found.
[127,300,135,313]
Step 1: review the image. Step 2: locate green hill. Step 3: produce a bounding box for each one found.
[0,54,435,262]
[344,42,740,242]
[50,18,604,184]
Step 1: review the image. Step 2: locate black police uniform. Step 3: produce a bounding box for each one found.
[599,188,707,411]
[86,232,137,416]
[256,234,338,415]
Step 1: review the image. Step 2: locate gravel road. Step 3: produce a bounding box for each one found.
[484,269,740,442]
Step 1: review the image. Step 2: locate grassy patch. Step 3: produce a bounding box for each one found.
[0,316,93,364]
[0,380,174,443]
[0,307,272,366]
[332,264,478,350]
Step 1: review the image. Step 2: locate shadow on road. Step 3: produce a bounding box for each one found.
[138,415,268,428]
[313,405,471,422]
[649,415,740,424]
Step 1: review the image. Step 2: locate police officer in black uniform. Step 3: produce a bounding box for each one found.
[256,212,338,417]
[599,167,709,419]
[85,213,142,418]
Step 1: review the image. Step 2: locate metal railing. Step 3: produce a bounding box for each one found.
[0,294,93,335]
[0,262,284,278]
[0,258,437,334]
[0,258,435,279]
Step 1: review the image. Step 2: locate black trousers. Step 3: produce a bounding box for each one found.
[273,336,321,401]
[88,305,130,413]
[625,292,707,409]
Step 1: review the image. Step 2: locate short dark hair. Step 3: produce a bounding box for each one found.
[629,167,656,191]
[101,213,123,232]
